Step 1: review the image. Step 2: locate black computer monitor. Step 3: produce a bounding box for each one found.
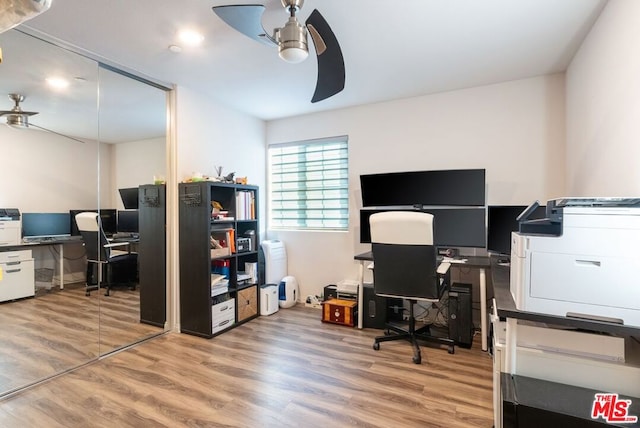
[487,205,547,257]
[360,169,486,207]
[360,207,486,248]
[117,210,139,233]
[119,187,139,210]
[70,209,118,236]
[22,213,71,238]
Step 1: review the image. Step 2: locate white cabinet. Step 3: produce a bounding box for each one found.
[0,250,35,302]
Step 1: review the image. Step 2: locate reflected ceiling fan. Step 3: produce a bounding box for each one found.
[0,94,38,127]
[0,94,85,143]
[212,0,345,103]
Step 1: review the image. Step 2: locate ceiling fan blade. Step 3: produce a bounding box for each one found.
[305,9,345,103]
[0,110,38,117]
[212,5,277,46]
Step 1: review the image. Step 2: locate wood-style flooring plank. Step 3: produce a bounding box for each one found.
[0,305,493,427]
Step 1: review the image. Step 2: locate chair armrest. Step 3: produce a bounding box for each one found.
[105,242,129,249]
[436,261,451,275]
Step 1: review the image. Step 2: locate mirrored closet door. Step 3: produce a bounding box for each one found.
[0,28,169,397]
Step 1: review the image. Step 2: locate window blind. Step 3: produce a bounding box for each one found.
[269,137,349,230]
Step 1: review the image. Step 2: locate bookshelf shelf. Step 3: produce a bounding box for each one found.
[179,181,260,338]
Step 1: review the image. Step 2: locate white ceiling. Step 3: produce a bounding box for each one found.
[1,0,607,138]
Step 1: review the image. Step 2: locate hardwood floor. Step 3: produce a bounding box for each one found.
[0,282,163,393]
[0,305,494,427]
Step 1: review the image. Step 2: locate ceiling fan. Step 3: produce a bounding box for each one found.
[0,94,38,127]
[0,94,85,143]
[212,0,345,103]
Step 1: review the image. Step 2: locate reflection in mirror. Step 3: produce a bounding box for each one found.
[96,65,167,355]
[0,28,169,397]
[0,28,100,395]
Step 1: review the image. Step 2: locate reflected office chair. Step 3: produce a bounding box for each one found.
[75,212,138,296]
[370,211,455,364]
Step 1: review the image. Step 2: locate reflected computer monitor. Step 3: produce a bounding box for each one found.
[22,213,71,238]
[117,210,139,233]
[118,187,139,210]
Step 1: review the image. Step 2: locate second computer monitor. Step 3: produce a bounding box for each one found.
[117,210,139,233]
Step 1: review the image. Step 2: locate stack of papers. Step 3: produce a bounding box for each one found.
[211,274,229,297]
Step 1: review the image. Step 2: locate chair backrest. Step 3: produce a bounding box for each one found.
[75,212,110,262]
[370,211,440,300]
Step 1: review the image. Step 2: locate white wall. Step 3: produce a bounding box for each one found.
[111,137,166,209]
[266,75,566,300]
[175,86,267,233]
[566,0,640,196]
[0,126,109,211]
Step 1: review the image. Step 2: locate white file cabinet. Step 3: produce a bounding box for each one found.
[0,250,35,302]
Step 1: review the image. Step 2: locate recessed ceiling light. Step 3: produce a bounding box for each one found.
[46,77,70,90]
[168,44,183,53]
[177,29,204,46]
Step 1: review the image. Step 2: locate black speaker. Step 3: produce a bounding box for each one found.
[448,283,473,348]
[363,284,404,329]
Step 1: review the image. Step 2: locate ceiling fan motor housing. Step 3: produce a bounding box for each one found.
[276,16,308,63]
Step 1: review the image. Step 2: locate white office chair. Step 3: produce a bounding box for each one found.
[75,212,138,296]
[370,211,455,364]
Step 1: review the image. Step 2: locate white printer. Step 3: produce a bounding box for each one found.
[510,197,640,327]
[0,208,21,246]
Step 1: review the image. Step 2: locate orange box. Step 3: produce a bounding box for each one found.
[322,298,357,327]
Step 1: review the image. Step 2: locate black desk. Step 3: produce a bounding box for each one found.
[355,251,491,350]
[491,256,640,427]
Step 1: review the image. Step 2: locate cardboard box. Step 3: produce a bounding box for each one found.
[322,298,357,327]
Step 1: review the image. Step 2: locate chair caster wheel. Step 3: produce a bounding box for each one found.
[412,355,421,364]
[448,346,455,354]
[373,342,380,351]
[384,330,391,336]
[85,292,90,297]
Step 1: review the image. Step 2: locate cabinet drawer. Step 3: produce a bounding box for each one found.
[212,299,235,334]
[0,249,31,263]
[237,285,258,322]
[0,259,35,302]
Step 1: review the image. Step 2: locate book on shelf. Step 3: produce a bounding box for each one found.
[236,190,256,220]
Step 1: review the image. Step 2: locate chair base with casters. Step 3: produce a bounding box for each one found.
[373,299,455,364]
[85,254,138,296]
[368,210,457,365]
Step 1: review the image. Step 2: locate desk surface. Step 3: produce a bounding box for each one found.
[491,257,640,336]
[355,251,490,268]
[0,237,84,252]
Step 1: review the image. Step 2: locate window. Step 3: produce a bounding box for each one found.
[269,136,349,230]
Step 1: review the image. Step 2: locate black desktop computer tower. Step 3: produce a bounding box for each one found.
[448,283,473,348]
[363,283,404,329]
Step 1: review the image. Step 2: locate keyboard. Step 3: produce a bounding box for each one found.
[112,232,139,239]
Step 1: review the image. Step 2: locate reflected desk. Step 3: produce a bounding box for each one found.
[354,251,491,351]
[1,236,84,290]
